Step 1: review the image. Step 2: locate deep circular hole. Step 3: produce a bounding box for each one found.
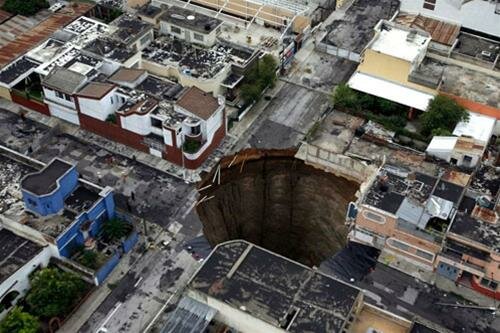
[196,149,359,266]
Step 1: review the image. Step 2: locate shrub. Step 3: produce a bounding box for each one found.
[26,268,86,319]
[420,95,469,136]
[0,306,39,333]
[2,0,49,16]
[239,54,277,103]
[332,84,359,110]
[102,218,132,241]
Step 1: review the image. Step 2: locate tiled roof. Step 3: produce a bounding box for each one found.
[176,86,220,120]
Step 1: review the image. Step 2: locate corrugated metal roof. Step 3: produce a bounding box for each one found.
[0,2,94,68]
[395,13,460,46]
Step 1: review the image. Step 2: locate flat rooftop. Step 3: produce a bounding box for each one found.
[189,240,361,333]
[321,0,399,52]
[0,228,44,285]
[0,57,39,86]
[369,21,430,62]
[449,213,499,253]
[21,159,73,196]
[111,15,153,44]
[469,165,499,197]
[142,35,255,79]
[83,37,136,63]
[135,75,183,100]
[160,6,222,34]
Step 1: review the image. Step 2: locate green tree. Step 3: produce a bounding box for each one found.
[102,218,131,241]
[239,54,277,103]
[0,306,39,333]
[420,95,469,136]
[78,250,99,269]
[431,127,452,136]
[332,84,359,110]
[2,0,49,16]
[26,268,85,319]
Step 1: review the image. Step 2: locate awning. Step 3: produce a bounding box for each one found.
[348,72,435,111]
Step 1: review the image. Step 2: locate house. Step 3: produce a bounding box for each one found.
[110,14,154,51]
[348,20,436,112]
[159,6,223,48]
[426,112,496,168]
[399,0,500,39]
[137,4,165,27]
[0,228,52,320]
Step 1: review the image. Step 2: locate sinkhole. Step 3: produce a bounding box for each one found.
[196,149,359,267]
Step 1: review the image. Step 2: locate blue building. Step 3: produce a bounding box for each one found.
[19,158,136,284]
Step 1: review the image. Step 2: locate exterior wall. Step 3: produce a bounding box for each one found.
[358,50,437,94]
[47,102,80,125]
[400,0,500,38]
[43,87,77,110]
[140,59,230,96]
[183,113,226,169]
[0,246,52,320]
[354,206,441,265]
[127,0,149,9]
[0,86,12,100]
[119,112,152,135]
[133,29,154,51]
[56,191,114,258]
[187,290,288,333]
[22,166,79,216]
[159,21,219,47]
[78,112,149,153]
[10,92,50,115]
[95,251,120,285]
[77,90,120,121]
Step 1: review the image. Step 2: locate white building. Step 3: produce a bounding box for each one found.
[0,228,52,320]
[159,6,223,47]
[400,0,500,38]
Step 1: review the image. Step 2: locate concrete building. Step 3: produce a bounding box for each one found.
[0,228,52,320]
[348,20,436,111]
[0,150,138,287]
[348,19,500,119]
[348,158,500,300]
[159,6,223,47]
[161,239,451,333]
[399,0,500,39]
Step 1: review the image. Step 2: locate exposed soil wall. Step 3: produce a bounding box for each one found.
[196,149,359,266]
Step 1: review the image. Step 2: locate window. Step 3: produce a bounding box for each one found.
[171,26,181,34]
[140,33,152,46]
[55,90,64,99]
[193,33,204,42]
[362,210,386,224]
[190,125,201,135]
[423,0,436,10]
[416,249,434,261]
[64,94,71,101]
[463,155,472,163]
[110,96,114,104]
[387,238,410,252]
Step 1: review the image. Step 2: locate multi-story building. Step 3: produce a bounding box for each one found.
[159,6,223,47]
[0,149,138,298]
[160,239,452,333]
[348,159,500,300]
[348,20,500,119]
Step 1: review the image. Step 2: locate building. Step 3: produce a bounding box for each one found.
[0,228,51,320]
[0,149,138,287]
[159,6,223,47]
[153,0,321,34]
[399,0,500,39]
[348,157,500,300]
[161,239,451,333]
[348,20,436,112]
[348,19,500,119]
